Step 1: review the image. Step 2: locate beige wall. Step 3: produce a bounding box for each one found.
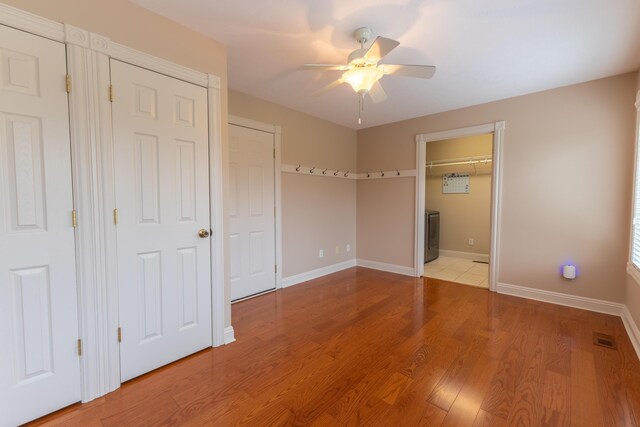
[426,135,493,254]
[3,0,234,324]
[229,90,357,277]
[358,73,637,303]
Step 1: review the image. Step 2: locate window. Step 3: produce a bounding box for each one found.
[631,92,640,269]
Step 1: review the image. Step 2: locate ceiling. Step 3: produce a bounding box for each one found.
[130,0,640,130]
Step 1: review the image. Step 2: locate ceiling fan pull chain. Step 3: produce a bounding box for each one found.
[358,92,363,125]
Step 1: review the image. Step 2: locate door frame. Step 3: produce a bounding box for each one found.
[0,2,227,403]
[228,115,283,290]
[415,121,505,291]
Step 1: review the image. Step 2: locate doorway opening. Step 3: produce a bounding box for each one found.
[415,122,505,291]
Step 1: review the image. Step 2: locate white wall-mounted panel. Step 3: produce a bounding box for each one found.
[229,233,241,281]
[3,113,45,231]
[133,84,157,120]
[176,140,195,223]
[229,163,239,218]
[0,48,39,96]
[11,266,53,385]
[177,247,197,330]
[248,165,264,217]
[174,96,194,127]
[137,252,162,343]
[135,134,160,225]
[249,231,264,276]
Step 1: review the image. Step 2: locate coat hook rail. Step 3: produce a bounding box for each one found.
[282,164,417,180]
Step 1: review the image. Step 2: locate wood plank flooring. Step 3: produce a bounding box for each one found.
[29,267,640,426]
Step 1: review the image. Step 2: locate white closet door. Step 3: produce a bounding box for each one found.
[111,60,212,382]
[229,124,275,300]
[0,25,80,426]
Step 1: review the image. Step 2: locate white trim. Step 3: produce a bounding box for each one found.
[415,139,426,274]
[498,281,640,361]
[627,263,640,289]
[621,306,640,359]
[207,77,226,348]
[109,42,208,86]
[356,259,415,276]
[223,326,236,344]
[281,260,357,288]
[275,127,283,289]
[496,282,624,316]
[229,115,277,133]
[228,117,283,289]
[438,249,489,262]
[415,121,505,293]
[66,33,120,403]
[0,2,64,42]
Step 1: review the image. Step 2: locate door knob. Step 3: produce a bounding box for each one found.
[198,228,210,238]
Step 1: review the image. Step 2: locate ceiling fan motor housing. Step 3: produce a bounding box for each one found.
[353,27,372,44]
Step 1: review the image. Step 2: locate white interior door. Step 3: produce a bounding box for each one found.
[0,25,81,426]
[229,124,276,300]
[111,60,212,382]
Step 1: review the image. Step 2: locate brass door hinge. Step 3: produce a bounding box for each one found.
[72,210,78,228]
[117,327,122,343]
[77,339,82,356]
[113,208,119,225]
[109,85,114,102]
[66,74,71,93]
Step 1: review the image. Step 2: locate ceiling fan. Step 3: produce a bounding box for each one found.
[301,27,436,123]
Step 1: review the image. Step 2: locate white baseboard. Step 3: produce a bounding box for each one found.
[622,306,640,358]
[497,282,640,361]
[356,259,416,276]
[439,249,489,262]
[496,282,624,316]
[223,326,235,344]
[281,259,356,288]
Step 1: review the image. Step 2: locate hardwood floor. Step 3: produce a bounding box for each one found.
[29,267,640,426]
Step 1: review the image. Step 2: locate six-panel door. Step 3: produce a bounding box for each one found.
[111,60,213,381]
[229,124,276,301]
[0,25,81,426]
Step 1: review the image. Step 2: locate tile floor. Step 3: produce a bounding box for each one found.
[424,255,489,288]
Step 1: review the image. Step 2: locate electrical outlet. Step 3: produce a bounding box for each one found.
[346,244,351,253]
[319,249,324,258]
[468,238,474,246]
[335,246,340,254]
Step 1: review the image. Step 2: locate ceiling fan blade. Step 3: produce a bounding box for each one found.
[313,79,343,96]
[300,64,348,71]
[363,36,400,62]
[381,64,436,79]
[368,80,387,103]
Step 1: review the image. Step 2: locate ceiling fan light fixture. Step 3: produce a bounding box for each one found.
[342,67,383,94]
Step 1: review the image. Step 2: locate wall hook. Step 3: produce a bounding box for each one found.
[334,171,339,176]
[344,171,349,177]
[322,169,327,175]
[396,169,400,176]
[381,171,384,177]
[295,165,301,172]
[310,166,315,174]
[366,172,370,178]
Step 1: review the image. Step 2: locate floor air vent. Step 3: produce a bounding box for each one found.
[593,332,617,350]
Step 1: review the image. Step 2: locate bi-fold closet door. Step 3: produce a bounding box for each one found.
[110,60,213,382]
[0,22,216,425]
[0,25,81,426]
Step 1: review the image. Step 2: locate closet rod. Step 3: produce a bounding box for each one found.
[426,156,492,168]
